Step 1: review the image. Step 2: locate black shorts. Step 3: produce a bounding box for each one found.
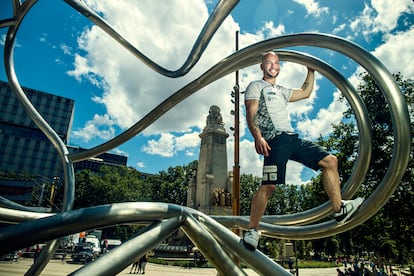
[262,132,329,185]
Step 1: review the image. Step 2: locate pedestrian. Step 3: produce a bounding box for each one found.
[337,268,345,276]
[242,51,363,250]
[130,257,140,274]
[102,239,109,254]
[139,253,148,274]
[288,258,295,274]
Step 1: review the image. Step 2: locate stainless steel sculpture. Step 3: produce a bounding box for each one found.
[0,0,411,275]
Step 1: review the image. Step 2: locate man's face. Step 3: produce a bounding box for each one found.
[261,54,280,78]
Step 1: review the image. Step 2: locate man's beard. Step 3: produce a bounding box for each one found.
[265,71,279,78]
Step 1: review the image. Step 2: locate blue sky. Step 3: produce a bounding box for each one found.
[1,0,413,184]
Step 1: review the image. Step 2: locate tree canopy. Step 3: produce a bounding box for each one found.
[316,72,413,262]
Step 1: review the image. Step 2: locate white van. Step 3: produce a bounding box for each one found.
[84,235,101,256]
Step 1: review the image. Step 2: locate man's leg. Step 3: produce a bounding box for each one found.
[318,154,342,212]
[317,154,363,223]
[243,184,275,250]
[248,184,276,229]
[243,136,288,249]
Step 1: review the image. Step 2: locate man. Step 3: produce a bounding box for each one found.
[242,51,363,250]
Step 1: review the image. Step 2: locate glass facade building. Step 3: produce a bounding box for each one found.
[0,80,74,178]
[0,81,127,202]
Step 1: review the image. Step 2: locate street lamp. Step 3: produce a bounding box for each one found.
[231,31,240,221]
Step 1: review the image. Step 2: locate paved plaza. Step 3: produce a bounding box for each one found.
[0,258,340,276]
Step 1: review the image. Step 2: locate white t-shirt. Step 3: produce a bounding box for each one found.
[244,80,294,140]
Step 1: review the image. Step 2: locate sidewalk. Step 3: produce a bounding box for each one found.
[0,258,339,275]
[122,263,338,275]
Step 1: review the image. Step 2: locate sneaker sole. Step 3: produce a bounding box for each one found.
[242,238,257,251]
[337,197,364,224]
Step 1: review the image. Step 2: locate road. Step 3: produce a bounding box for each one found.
[0,258,340,275]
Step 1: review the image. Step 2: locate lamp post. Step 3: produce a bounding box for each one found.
[231,30,240,220]
[230,30,241,265]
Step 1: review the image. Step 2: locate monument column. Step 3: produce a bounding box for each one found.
[195,105,231,215]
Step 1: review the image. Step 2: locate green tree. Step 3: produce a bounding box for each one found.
[74,165,147,209]
[318,72,413,261]
[240,174,261,215]
[146,161,197,205]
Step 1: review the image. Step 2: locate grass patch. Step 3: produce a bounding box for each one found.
[295,260,338,269]
[150,257,339,270]
[150,257,209,268]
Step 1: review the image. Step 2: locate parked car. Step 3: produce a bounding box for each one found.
[71,243,95,264]
[82,235,101,257]
[0,251,19,262]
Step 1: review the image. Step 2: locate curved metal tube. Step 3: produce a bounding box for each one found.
[2,1,76,274]
[182,214,247,276]
[197,211,292,275]
[0,205,52,224]
[0,202,184,254]
[63,0,239,78]
[0,0,411,274]
[70,216,185,276]
[0,203,290,275]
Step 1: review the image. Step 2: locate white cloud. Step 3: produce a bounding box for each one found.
[332,23,346,34]
[67,53,104,88]
[372,26,414,79]
[68,0,291,167]
[69,0,239,138]
[60,43,72,55]
[39,33,47,43]
[278,63,318,117]
[370,0,414,33]
[71,114,116,142]
[111,148,128,157]
[296,91,348,140]
[136,162,145,168]
[141,131,200,157]
[350,0,414,39]
[236,139,263,176]
[286,161,307,185]
[293,0,329,17]
[141,133,175,157]
[185,150,195,157]
[258,21,285,38]
[175,132,200,152]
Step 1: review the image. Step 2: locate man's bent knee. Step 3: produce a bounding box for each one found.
[319,154,338,170]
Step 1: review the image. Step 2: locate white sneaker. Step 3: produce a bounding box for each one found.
[243,229,260,250]
[334,197,364,223]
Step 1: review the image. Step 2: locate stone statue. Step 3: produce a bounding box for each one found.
[211,188,231,207]
[205,105,224,129]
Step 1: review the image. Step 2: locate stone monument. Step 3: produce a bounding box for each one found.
[187,105,232,215]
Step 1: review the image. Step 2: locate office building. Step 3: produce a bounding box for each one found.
[0,80,74,178]
[0,81,127,202]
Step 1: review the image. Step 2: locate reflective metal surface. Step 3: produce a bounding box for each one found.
[0,0,410,275]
